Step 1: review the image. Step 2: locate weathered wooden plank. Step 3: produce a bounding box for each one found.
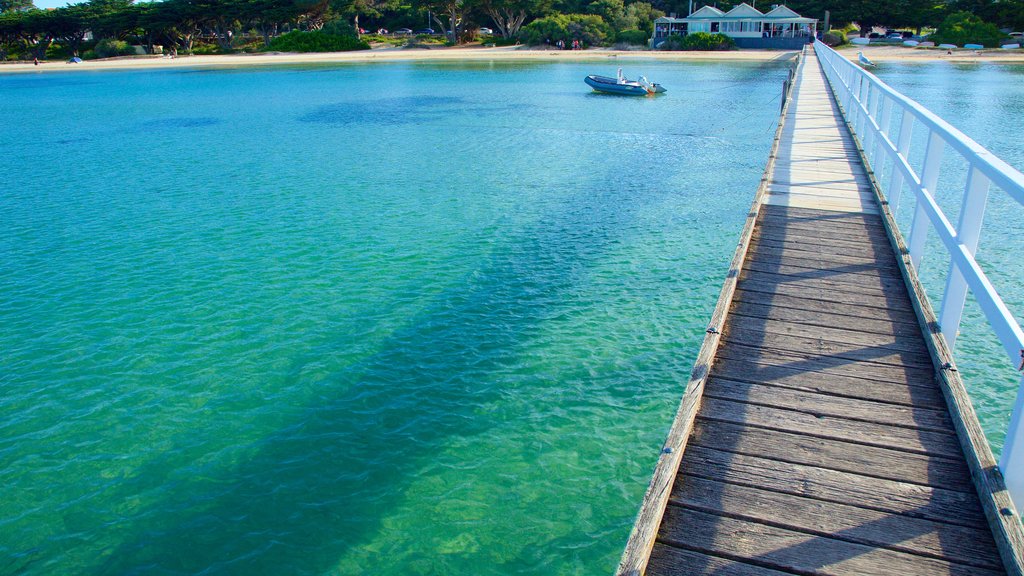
[647,544,794,576]
[716,342,937,387]
[681,445,989,528]
[710,356,946,408]
[723,325,934,369]
[737,278,913,312]
[690,419,973,492]
[731,300,921,340]
[740,261,907,297]
[670,475,999,567]
[760,204,887,227]
[739,267,909,301]
[728,313,927,353]
[751,231,894,261]
[749,235,897,263]
[733,289,920,325]
[704,377,954,432]
[658,507,1001,576]
[754,222,886,244]
[699,396,965,458]
[753,226,890,251]
[747,244,900,273]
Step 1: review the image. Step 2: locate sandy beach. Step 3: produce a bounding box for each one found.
[3,43,1022,73]
[0,45,798,73]
[842,43,1024,63]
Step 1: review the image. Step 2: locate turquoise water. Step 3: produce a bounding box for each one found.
[0,60,787,575]
[871,62,1024,454]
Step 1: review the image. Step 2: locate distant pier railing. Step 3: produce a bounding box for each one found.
[813,39,1024,505]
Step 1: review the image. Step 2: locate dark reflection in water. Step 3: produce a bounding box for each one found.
[142,117,221,130]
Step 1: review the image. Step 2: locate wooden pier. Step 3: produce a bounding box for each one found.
[618,47,1024,576]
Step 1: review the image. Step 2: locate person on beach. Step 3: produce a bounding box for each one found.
[33,57,38,66]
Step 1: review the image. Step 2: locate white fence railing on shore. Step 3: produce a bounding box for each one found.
[813,40,1024,505]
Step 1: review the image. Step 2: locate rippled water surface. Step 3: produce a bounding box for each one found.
[1,60,788,575]
[871,62,1024,453]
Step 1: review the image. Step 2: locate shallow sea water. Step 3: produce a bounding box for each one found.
[1,60,788,575]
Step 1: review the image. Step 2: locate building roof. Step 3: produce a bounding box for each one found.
[724,3,763,18]
[655,3,816,24]
[686,5,725,19]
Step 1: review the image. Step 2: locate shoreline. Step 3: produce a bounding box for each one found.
[3,43,1022,74]
[0,46,797,73]
[840,44,1024,63]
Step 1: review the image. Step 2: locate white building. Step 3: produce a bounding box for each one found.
[652,3,817,49]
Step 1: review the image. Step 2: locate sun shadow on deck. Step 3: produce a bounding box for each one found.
[645,203,1005,575]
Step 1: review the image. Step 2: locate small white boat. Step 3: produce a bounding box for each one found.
[903,40,919,47]
[857,51,876,67]
[585,68,666,96]
[939,43,957,49]
[851,37,870,45]
[964,43,984,49]
[1002,43,1021,49]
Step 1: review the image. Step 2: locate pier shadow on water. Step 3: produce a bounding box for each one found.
[88,154,676,576]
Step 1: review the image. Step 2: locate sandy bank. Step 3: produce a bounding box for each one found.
[840,44,1024,63]
[0,45,797,73]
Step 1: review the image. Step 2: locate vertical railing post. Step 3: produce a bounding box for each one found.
[860,83,874,152]
[1001,374,1024,507]
[888,111,915,210]
[939,167,991,349]
[874,97,894,167]
[908,131,945,269]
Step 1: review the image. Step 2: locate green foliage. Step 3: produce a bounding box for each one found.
[615,28,647,45]
[320,18,357,36]
[94,37,130,57]
[520,13,612,46]
[822,30,846,46]
[930,11,1007,47]
[267,29,370,51]
[190,41,225,55]
[0,0,33,13]
[678,31,734,50]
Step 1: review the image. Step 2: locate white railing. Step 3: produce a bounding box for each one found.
[813,40,1024,505]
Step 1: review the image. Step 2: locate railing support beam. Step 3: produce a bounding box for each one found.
[940,167,991,349]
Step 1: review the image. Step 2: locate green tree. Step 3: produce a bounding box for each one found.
[0,0,33,13]
[475,0,550,38]
[931,10,1007,45]
[520,12,611,45]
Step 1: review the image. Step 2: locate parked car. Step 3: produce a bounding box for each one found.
[479,27,493,35]
[394,28,413,35]
[415,28,435,34]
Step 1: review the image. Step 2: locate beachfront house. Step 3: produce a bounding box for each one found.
[651,3,817,49]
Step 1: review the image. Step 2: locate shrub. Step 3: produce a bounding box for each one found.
[930,11,1006,47]
[321,20,357,37]
[94,38,131,58]
[616,28,649,45]
[520,14,613,47]
[679,32,734,50]
[190,42,223,55]
[822,30,846,47]
[267,30,370,52]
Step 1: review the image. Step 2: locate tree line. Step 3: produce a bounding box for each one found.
[1,0,1022,60]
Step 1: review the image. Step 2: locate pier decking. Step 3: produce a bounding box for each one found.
[618,48,1020,575]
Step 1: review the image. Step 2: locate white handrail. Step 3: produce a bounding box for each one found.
[813,40,1024,505]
